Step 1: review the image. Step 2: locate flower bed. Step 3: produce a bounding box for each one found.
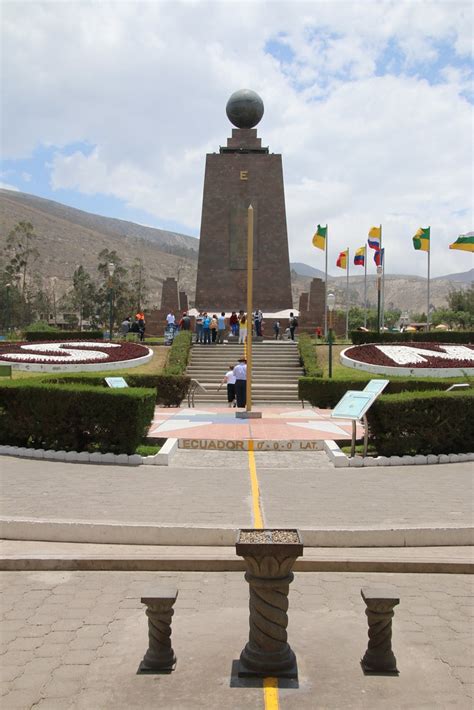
[341,342,474,377]
[0,341,153,372]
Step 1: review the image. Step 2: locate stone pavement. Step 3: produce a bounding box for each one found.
[1,452,472,531]
[0,570,472,709]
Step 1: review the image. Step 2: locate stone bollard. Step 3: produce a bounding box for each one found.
[361,588,399,674]
[139,588,178,672]
[236,529,303,679]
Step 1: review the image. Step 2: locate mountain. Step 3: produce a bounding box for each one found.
[0,189,199,308]
[290,262,326,279]
[433,269,473,284]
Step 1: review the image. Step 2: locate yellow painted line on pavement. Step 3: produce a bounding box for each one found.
[248,439,263,529]
[263,677,279,709]
[247,443,280,710]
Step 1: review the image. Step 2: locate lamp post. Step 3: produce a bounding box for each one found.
[327,292,336,379]
[107,262,116,341]
[376,265,383,333]
[5,283,11,333]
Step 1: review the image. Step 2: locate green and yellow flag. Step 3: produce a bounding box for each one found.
[449,232,474,252]
[312,224,327,250]
[413,227,430,252]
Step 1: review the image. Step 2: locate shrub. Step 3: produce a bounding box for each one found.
[298,375,471,409]
[0,381,156,454]
[367,389,474,456]
[41,373,190,407]
[25,321,57,332]
[25,330,103,342]
[164,331,192,375]
[350,330,473,345]
[297,333,323,377]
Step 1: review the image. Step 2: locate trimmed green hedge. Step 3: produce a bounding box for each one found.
[298,375,472,409]
[0,381,156,454]
[297,333,323,377]
[41,372,190,407]
[350,330,473,345]
[367,389,474,456]
[25,330,103,342]
[164,331,192,375]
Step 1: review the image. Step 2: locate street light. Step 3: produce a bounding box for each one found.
[5,283,11,333]
[327,292,336,379]
[107,262,116,340]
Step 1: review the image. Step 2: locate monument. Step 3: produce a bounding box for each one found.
[195,89,293,311]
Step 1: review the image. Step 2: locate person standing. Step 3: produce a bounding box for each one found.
[273,320,280,340]
[202,313,211,344]
[210,314,218,343]
[180,312,191,331]
[229,311,239,336]
[288,312,298,342]
[238,313,247,344]
[218,363,236,407]
[136,312,146,342]
[121,317,131,339]
[233,358,247,408]
[217,312,226,344]
[166,312,175,332]
[195,312,204,343]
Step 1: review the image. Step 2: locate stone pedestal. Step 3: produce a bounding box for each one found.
[139,588,178,672]
[361,588,399,674]
[236,529,303,678]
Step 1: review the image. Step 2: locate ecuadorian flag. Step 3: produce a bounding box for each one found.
[336,249,348,269]
[354,246,365,266]
[368,226,381,250]
[374,248,384,267]
[413,227,430,252]
[312,224,327,250]
[449,232,474,252]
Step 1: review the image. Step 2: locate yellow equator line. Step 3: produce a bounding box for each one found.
[247,441,280,710]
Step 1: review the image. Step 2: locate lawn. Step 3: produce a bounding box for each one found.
[315,343,371,379]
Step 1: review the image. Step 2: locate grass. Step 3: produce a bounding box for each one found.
[7,345,169,380]
[136,443,161,456]
[315,344,371,380]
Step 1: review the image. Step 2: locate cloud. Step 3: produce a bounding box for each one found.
[0,182,19,191]
[1,0,472,276]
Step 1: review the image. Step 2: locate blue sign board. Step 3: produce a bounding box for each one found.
[105,377,128,388]
[363,379,389,395]
[331,390,377,421]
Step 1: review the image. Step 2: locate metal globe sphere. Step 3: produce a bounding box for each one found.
[226,89,264,129]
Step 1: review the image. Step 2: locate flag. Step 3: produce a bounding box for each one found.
[413,227,430,251]
[449,232,474,252]
[336,249,348,269]
[368,226,381,250]
[354,246,365,266]
[312,224,327,250]
[374,247,384,267]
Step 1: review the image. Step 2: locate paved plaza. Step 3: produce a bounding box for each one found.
[0,570,473,709]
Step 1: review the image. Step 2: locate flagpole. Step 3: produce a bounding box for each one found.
[345,247,349,340]
[381,248,385,330]
[324,224,328,337]
[363,246,367,328]
[427,240,431,331]
[376,224,382,333]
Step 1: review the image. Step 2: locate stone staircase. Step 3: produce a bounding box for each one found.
[185,340,303,404]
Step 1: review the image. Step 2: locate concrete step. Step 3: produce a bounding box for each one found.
[1,541,471,574]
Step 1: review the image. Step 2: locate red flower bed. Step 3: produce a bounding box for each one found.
[345,342,474,369]
[0,340,151,365]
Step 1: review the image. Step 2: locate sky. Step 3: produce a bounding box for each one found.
[1,0,473,277]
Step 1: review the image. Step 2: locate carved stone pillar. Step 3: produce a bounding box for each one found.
[139,588,178,672]
[236,529,303,678]
[361,588,399,673]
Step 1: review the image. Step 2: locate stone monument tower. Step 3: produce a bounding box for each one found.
[195,89,292,311]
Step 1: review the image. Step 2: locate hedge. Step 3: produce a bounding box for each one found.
[42,373,190,407]
[298,375,472,409]
[297,333,323,377]
[25,330,103,342]
[367,389,474,456]
[350,330,473,345]
[163,330,193,375]
[0,381,156,454]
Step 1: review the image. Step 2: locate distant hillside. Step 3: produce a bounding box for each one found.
[0,189,198,308]
[290,262,326,279]
[433,268,473,284]
[0,189,199,258]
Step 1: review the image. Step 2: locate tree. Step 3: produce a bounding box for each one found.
[130,258,148,312]
[5,222,39,300]
[96,249,132,331]
[447,286,474,315]
[71,266,96,330]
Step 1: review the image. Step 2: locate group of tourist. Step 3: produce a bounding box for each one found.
[121,311,146,341]
[164,309,299,343]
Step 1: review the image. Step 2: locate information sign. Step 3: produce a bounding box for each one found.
[363,379,389,395]
[105,377,128,388]
[331,390,377,421]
